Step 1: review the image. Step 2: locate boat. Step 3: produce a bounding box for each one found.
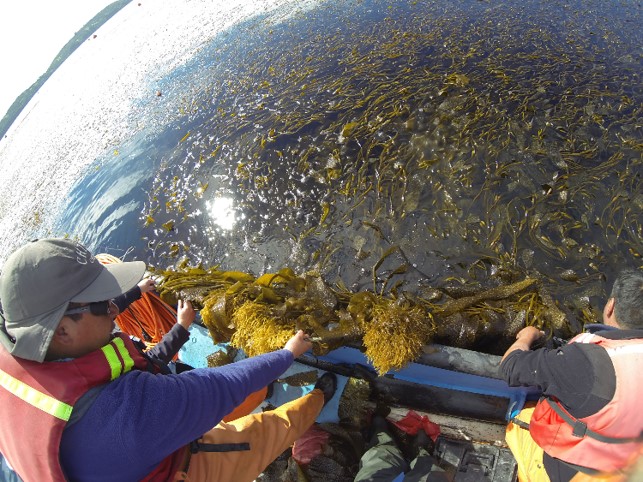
[180,321,539,481]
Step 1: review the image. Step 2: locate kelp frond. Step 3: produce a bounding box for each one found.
[156,264,571,374]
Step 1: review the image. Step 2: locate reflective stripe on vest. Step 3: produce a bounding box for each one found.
[0,333,179,482]
[0,336,136,422]
[102,337,136,380]
[605,343,643,357]
[0,367,73,421]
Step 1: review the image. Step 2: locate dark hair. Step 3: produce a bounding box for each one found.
[610,269,643,329]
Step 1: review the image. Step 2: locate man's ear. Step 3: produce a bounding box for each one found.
[45,318,75,361]
[51,318,74,346]
[603,297,616,326]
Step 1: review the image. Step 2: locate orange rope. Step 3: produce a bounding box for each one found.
[117,291,178,347]
[96,254,178,354]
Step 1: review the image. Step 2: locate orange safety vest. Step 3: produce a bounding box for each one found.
[0,333,185,482]
[529,333,643,473]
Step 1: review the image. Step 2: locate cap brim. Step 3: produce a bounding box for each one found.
[2,302,68,362]
[70,261,146,303]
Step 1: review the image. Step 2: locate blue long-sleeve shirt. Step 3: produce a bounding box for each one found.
[59,348,294,481]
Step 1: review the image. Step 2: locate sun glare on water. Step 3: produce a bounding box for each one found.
[206,196,237,231]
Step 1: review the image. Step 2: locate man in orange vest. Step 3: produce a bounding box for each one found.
[500,269,643,481]
[0,238,337,482]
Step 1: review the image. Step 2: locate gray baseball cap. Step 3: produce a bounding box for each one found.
[0,238,145,362]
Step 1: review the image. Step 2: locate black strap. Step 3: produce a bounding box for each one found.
[125,307,152,342]
[177,440,250,480]
[65,385,107,429]
[546,398,643,444]
[558,458,602,476]
[189,440,251,453]
[509,416,531,431]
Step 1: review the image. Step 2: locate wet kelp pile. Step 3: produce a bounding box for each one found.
[155,263,569,373]
[143,0,641,360]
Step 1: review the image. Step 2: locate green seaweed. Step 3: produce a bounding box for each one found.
[143,0,640,363]
[156,264,572,374]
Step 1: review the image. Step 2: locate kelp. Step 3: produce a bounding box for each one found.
[229,301,294,357]
[348,292,433,373]
[279,370,320,387]
[337,378,371,428]
[155,264,561,374]
[434,278,537,317]
[206,346,238,368]
[142,0,640,363]
[94,13,641,482]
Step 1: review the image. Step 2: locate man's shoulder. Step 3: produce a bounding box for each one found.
[595,328,643,340]
[562,339,612,365]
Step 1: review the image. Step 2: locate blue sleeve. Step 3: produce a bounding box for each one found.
[145,323,190,363]
[113,286,142,312]
[60,349,294,481]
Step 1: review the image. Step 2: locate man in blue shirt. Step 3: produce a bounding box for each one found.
[0,238,336,482]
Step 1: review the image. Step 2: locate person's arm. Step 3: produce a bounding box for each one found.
[113,286,141,312]
[144,324,190,363]
[60,331,313,481]
[145,299,194,363]
[500,326,544,363]
[499,326,558,390]
[500,334,614,419]
[113,279,155,312]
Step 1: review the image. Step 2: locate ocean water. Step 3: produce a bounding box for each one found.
[0,0,641,341]
[0,0,317,259]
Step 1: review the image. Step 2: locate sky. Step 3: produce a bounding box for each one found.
[0,0,115,118]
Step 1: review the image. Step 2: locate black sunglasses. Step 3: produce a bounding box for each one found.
[64,300,114,317]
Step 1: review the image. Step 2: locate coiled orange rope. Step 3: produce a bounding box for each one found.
[96,254,177,351]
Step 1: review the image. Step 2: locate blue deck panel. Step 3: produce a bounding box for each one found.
[180,324,541,420]
[315,347,541,420]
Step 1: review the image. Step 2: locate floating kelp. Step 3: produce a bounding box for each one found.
[206,346,238,368]
[432,278,537,317]
[154,263,567,374]
[141,0,640,359]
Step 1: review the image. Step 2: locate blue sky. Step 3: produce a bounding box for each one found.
[0,0,114,118]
